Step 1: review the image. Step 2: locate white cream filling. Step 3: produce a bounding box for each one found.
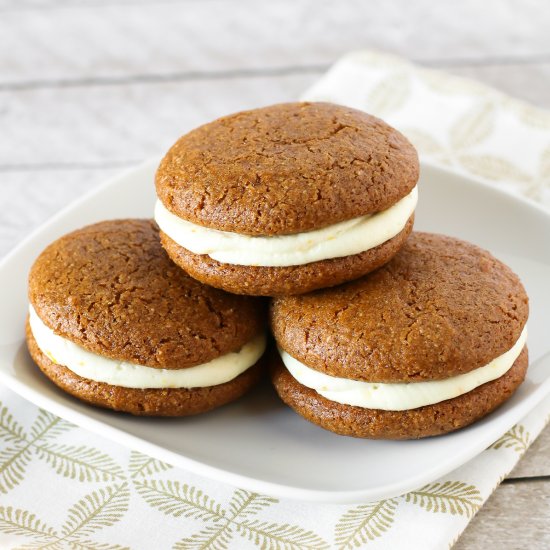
[281,326,527,411]
[29,306,266,389]
[154,185,418,267]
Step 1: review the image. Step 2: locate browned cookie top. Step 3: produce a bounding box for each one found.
[270,232,529,382]
[29,220,265,369]
[156,102,419,236]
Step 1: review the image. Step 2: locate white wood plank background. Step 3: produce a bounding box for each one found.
[1,1,549,547]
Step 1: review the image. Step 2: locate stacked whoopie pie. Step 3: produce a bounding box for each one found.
[270,233,528,438]
[154,102,418,296]
[27,220,265,416]
[26,101,529,438]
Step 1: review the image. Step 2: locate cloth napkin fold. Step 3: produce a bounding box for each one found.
[1,50,550,550]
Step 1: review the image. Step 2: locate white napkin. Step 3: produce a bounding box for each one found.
[1,50,550,550]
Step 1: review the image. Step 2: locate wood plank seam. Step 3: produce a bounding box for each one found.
[0,65,329,91]
[1,56,550,92]
[503,475,550,484]
[0,0,210,12]
[0,161,140,172]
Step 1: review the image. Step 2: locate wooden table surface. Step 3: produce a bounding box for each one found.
[1,1,549,547]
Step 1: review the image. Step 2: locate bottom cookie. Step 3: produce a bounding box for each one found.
[159,216,414,296]
[27,321,263,416]
[270,347,529,439]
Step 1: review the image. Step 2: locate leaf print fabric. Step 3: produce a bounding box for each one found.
[404,482,482,517]
[334,499,398,548]
[3,50,550,549]
[489,425,531,454]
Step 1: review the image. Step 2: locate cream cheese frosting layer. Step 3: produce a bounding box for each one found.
[154,186,418,267]
[29,306,266,389]
[280,326,527,411]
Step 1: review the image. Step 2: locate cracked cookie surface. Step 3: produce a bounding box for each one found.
[29,219,266,369]
[155,101,419,235]
[270,232,529,381]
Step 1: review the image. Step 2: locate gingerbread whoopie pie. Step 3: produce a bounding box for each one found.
[154,102,418,296]
[270,232,529,439]
[26,219,266,416]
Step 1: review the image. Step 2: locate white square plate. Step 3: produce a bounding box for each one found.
[1,160,549,504]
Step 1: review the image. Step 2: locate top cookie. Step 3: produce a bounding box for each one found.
[156,102,419,236]
[29,219,265,369]
[270,232,529,382]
